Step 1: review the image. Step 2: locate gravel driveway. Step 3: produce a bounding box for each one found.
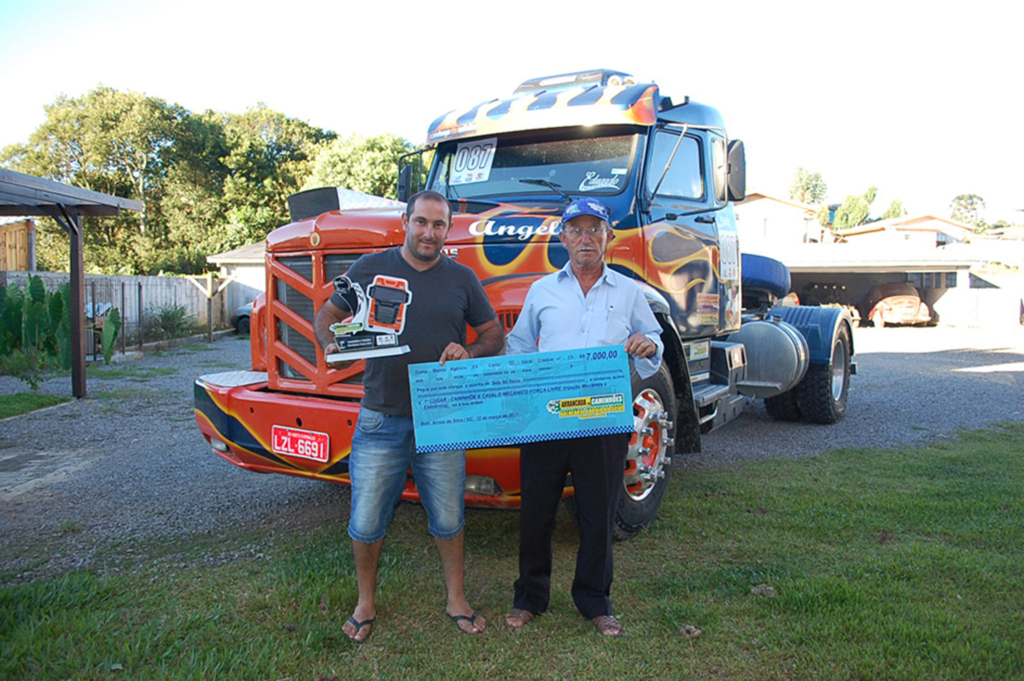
[2,326,1023,584]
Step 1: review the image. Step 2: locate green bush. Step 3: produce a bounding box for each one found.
[0,275,74,388]
[141,303,200,342]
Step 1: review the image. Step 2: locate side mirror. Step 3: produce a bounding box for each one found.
[714,139,728,202]
[397,165,413,203]
[727,140,746,202]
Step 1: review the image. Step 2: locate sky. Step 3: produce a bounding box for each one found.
[1,0,1021,223]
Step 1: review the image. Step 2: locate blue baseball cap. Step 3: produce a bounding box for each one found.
[561,198,611,224]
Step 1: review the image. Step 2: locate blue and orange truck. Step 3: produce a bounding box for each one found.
[194,69,855,538]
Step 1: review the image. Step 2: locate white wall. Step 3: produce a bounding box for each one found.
[735,199,820,250]
[218,263,265,312]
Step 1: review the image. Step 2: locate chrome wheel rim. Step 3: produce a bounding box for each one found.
[624,389,674,501]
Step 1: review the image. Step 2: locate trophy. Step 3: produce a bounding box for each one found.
[326,274,411,362]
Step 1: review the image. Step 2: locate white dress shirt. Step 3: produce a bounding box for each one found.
[507,262,664,379]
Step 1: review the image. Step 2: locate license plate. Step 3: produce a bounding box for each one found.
[271,425,330,463]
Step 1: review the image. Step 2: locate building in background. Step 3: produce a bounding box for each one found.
[835,214,974,247]
[0,217,36,271]
[206,242,265,313]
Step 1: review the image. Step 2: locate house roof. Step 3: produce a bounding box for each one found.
[734,191,818,214]
[836,214,974,238]
[207,241,266,265]
[750,242,986,274]
[981,224,1024,240]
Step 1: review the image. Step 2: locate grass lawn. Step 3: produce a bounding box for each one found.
[2,425,1022,680]
[0,393,70,419]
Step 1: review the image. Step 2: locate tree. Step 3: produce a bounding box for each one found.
[303,133,413,199]
[789,167,827,205]
[216,105,335,253]
[950,194,987,231]
[816,204,832,227]
[1,92,338,273]
[1,87,189,273]
[882,199,907,220]
[831,186,877,232]
[154,111,232,273]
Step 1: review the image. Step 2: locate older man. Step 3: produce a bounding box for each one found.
[315,190,504,642]
[504,198,664,637]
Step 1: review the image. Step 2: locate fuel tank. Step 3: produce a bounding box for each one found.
[728,317,809,398]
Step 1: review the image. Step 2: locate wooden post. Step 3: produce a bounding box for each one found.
[138,281,144,350]
[206,272,214,343]
[68,209,86,398]
[187,273,236,343]
[120,281,126,354]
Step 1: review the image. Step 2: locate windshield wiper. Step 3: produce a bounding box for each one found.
[518,178,572,202]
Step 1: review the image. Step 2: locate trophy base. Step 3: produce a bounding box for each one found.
[327,345,410,362]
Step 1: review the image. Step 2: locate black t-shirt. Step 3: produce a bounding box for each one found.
[329,248,496,416]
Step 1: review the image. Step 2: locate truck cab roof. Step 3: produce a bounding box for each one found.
[426,69,726,145]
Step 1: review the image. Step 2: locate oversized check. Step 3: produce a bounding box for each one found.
[409,346,633,453]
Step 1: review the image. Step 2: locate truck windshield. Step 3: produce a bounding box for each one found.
[429,126,639,201]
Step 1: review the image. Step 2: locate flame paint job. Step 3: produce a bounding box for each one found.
[426,84,660,144]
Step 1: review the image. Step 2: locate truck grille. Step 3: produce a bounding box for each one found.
[496,309,519,332]
[268,252,362,393]
[276,278,317,380]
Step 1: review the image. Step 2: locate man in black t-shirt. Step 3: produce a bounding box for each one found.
[314,191,502,642]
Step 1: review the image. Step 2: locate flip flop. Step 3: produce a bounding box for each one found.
[345,615,375,642]
[448,610,483,634]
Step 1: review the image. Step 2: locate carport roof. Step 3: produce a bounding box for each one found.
[0,168,144,216]
[752,243,986,274]
[0,168,142,401]
[207,241,266,265]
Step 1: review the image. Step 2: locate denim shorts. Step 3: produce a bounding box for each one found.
[348,407,466,543]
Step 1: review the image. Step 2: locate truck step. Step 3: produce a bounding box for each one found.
[692,382,731,408]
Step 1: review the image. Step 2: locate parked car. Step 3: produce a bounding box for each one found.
[859,283,932,327]
[230,302,253,335]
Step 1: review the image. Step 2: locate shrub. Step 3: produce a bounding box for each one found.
[141,303,200,342]
[0,275,74,388]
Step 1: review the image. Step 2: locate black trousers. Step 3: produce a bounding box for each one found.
[512,433,629,619]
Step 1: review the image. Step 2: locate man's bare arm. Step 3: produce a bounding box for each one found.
[438,318,504,365]
[314,299,349,357]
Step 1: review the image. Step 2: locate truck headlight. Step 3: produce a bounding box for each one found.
[465,475,500,496]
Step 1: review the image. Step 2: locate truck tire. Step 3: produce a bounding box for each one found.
[796,323,851,424]
[764,390,802,421]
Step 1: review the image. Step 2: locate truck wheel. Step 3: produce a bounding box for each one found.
[615,364,677,539]
[796,324,851,424]
[565,363,677,540]
[621,363,680,541]
[764,390,802,421]
[237,316,251,335]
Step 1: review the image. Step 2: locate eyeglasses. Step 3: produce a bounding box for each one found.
[562,226,608,237]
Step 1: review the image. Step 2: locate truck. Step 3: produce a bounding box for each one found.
[194,69,855,539]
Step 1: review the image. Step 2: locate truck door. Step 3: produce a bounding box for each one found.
[642,127,723,338]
